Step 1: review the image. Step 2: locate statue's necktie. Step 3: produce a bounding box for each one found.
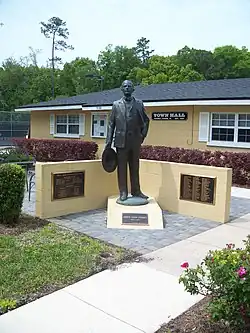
[125,101,133,117]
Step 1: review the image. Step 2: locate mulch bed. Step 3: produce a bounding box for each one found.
[0,213,49,235]
[156,297,249,333]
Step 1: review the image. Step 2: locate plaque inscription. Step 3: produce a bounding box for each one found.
[122,213,149,225]
[52,171,84,200]
[180,174,215,204]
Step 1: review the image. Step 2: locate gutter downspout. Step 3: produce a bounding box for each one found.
[187,105,194,145]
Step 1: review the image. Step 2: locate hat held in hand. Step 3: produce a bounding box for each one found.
[102,147,118,173]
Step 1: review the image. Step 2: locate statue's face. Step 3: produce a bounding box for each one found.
[121,80,134,97]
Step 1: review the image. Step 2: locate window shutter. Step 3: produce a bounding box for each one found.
[50,114,55,135]
[104,114,108,137]
[79,114,85,136]
[198,112,210,142]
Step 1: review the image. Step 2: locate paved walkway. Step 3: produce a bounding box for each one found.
[1,209,250,333]
[53,210,220,254]
[22,186,250,254]
[231,186,250,199]
[3,187,247,332]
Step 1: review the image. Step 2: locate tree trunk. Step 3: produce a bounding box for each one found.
[51,33,55,98]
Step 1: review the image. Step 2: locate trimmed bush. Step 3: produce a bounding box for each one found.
[179,239,250,329]
[0,164,26,225]
[12,138,98,162]
[140,145,250,187]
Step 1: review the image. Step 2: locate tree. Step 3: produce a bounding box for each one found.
[211,45,250,79]
[130,55,204,85]
[59,57,100,96]
[134,37,154,66]
[40,17,74,98]
[2,41,250,112]
[175,45,250,80]
[0,55,58,111]
[176,46,215,79]
[27,47,42,67]
[19,47,42,67]
[97,44,141,89]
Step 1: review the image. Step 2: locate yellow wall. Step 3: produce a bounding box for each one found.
[30,105,250,154]
[31,111,51,138]
[143,106,194,147]
[140,159,232,223]
[35,160,117,218]
[35,159,232,223]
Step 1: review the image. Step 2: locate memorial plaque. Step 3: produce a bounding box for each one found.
[122,213,149,225]
[52,171,84,200]
[180,174,215,204]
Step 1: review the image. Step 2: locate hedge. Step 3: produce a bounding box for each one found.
[0,164,25,225]
[12,138,98,162]
[140,145,250,187]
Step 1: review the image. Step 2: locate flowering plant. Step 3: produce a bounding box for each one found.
[179,236,250,329]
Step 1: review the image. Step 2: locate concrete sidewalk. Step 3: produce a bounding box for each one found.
[1,211,250,333]
[231,186,250,199]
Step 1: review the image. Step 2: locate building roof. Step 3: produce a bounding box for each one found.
[16,78,250,109]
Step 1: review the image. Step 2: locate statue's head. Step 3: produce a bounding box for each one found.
[121,80,134,98]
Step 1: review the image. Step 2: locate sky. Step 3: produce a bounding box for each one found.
[0,0,250,66]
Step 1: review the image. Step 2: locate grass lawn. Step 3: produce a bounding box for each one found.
[0,214,136,315]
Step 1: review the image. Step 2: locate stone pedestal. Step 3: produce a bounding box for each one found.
[107,196,164,229]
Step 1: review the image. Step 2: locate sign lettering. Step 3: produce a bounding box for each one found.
[152,112,188,121]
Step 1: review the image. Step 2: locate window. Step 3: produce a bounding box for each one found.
[238,114,250,143]
[211,114,235,142]
[91,113,108,138]
[209,113,250,147]
[55,114,81,136]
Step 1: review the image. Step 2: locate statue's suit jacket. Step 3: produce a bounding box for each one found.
[106,97,150,149]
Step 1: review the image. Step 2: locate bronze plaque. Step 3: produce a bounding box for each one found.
[52,171,84,200]
[122,213,148,225]
[180,174,216,204]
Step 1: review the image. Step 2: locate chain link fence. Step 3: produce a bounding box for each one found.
[0,111,30,146]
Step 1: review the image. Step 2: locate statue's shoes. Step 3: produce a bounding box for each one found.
[119,192,128,201]
[132,192,149,200]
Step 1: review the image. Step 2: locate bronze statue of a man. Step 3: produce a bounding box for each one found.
[105,80,150,202]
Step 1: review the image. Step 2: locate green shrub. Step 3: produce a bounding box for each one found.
[0,164,26,225]
[179,237,250,329]
[0,147,33,163]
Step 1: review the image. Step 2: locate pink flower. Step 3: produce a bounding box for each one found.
[240,305,246,315]
[237,266,247,278]
[181,262,189,269]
